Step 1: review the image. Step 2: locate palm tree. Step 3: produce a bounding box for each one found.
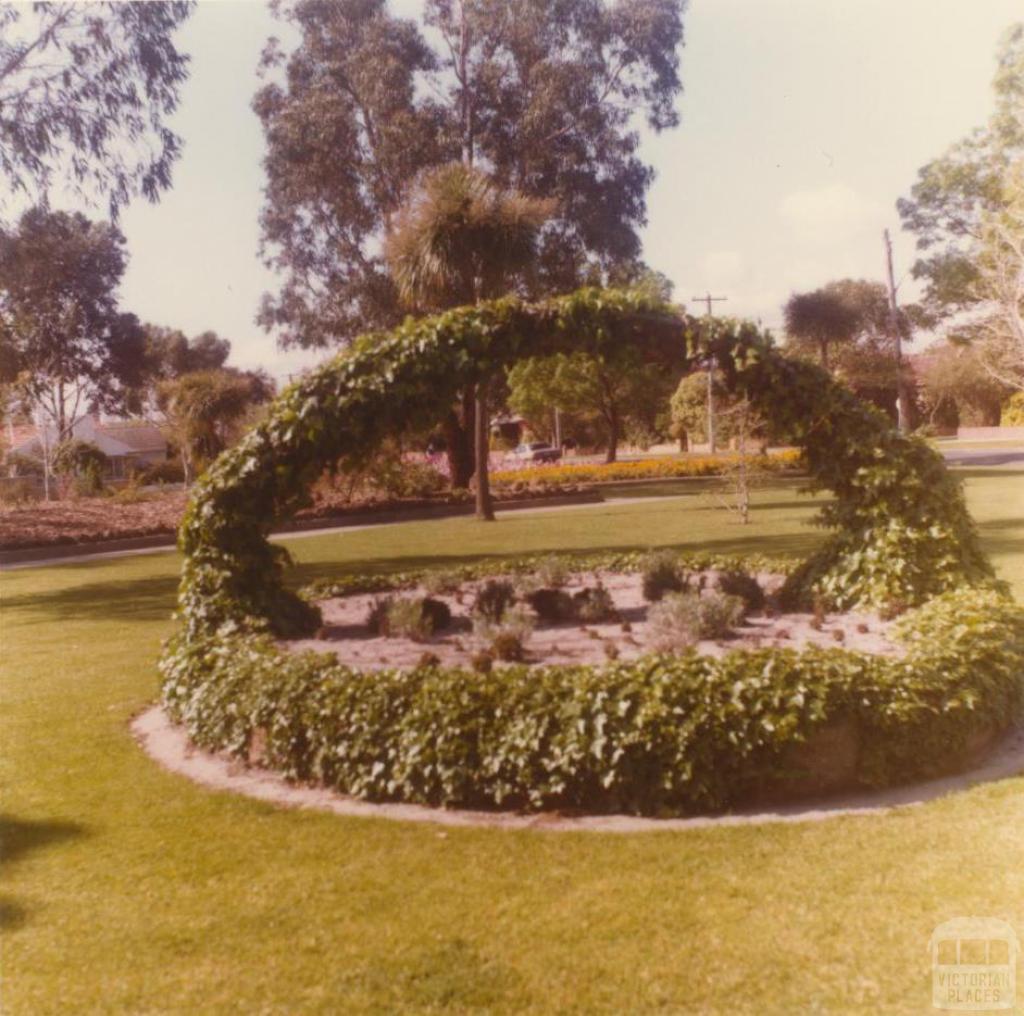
[783,287,860,372]
[385,162,553,520]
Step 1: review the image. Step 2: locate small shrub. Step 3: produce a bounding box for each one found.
[420,597,453,632]
[832,629,846,643]
[648,590,744,651]
[603,642,620,661]
[373,597,450,641]
[492,631,527,662]
[647,592,701,652]
[856,622,869,634]
[716,570,764,614]
[4,452,44,477]
[474,605,534,658]
[526,587,575,623]
[471,650,493,673]
[573,585,616,623]
[385,598,435,641]
[697,591,746,638]
[641,550,686,602]
[365,597,394,635]
[141,459,186,485]
[417,651,442,668]
[620,619,632,633]
[0,478,41,504]
[536,557,571,588]
[473,579,516,622]
[422,570,463,596]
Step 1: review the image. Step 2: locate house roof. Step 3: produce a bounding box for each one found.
[4,418,167,457]
[95,421,166,453]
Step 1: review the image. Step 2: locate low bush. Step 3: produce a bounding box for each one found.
[365,597,394,635]
[160,588,1024,817]
[365,596,450,640]
[647,592,702,651]
[384,597,453,640]
[421,597,453,632]
[385,598,435,641]
[537,557,571,588]
[1001,391,1024,427]
[473,579,516,622]
[491,631,527,662]
[648,590,745,650]
[421,570,463,596]
[716,570,765,614]
[473,604,534,651]
[526,587,576,623]
[573,585,616,623]
[141,459,186,485]
[698,591,746,637]
[641,550,687,602]
[304,549,796,603]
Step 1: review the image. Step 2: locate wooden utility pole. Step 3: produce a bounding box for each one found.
[692,292,728,453]
[883,229,912,434]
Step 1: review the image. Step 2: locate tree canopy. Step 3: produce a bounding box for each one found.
[0,1,194,219]
[254,0,686,349]
[158,367,275,485]
[898,22,1023,318]
[0,206,145,440]
[385,162,554,309]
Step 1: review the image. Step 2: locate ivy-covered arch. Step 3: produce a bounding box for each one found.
[158,287,1023,818]
[177,287,995,640]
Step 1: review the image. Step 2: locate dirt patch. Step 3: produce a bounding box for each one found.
[286,570,900,668]
[132,706,1024,833]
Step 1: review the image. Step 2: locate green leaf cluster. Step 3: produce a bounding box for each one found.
[159,588,1024,817]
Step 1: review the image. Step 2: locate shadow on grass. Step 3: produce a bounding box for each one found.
[1,573,179,626]
[0,814,88,930]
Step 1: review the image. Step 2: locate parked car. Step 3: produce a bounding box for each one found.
[512,441,562,463]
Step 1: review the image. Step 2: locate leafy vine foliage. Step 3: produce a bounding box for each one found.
[175,287,996,641]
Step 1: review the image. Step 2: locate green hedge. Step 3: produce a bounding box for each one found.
[160,588,1024,817]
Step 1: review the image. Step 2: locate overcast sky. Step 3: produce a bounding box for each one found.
[110,0,1022,381]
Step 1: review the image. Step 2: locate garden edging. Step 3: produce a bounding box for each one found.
[132,705,1024,833]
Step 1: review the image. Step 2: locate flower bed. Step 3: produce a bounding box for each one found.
[161,573,1024,816]
[491,449,802,487]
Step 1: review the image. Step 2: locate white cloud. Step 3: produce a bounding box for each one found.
[778,183,883,246]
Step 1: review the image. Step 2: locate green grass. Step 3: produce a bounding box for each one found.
[2,468,1023,1014]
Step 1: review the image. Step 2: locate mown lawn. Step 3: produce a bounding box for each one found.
[2,468,1022,1014]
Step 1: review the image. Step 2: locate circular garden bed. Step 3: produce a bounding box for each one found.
[158,288,1024,820]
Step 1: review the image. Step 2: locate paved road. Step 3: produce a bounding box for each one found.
[940,446,1024,467]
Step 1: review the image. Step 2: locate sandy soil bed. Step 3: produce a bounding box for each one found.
[286,570,900,668]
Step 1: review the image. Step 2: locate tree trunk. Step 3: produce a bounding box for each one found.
[474,377,495,520]
[819,339,830,373]
[604,405,620,463]
[443,386,476,489]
